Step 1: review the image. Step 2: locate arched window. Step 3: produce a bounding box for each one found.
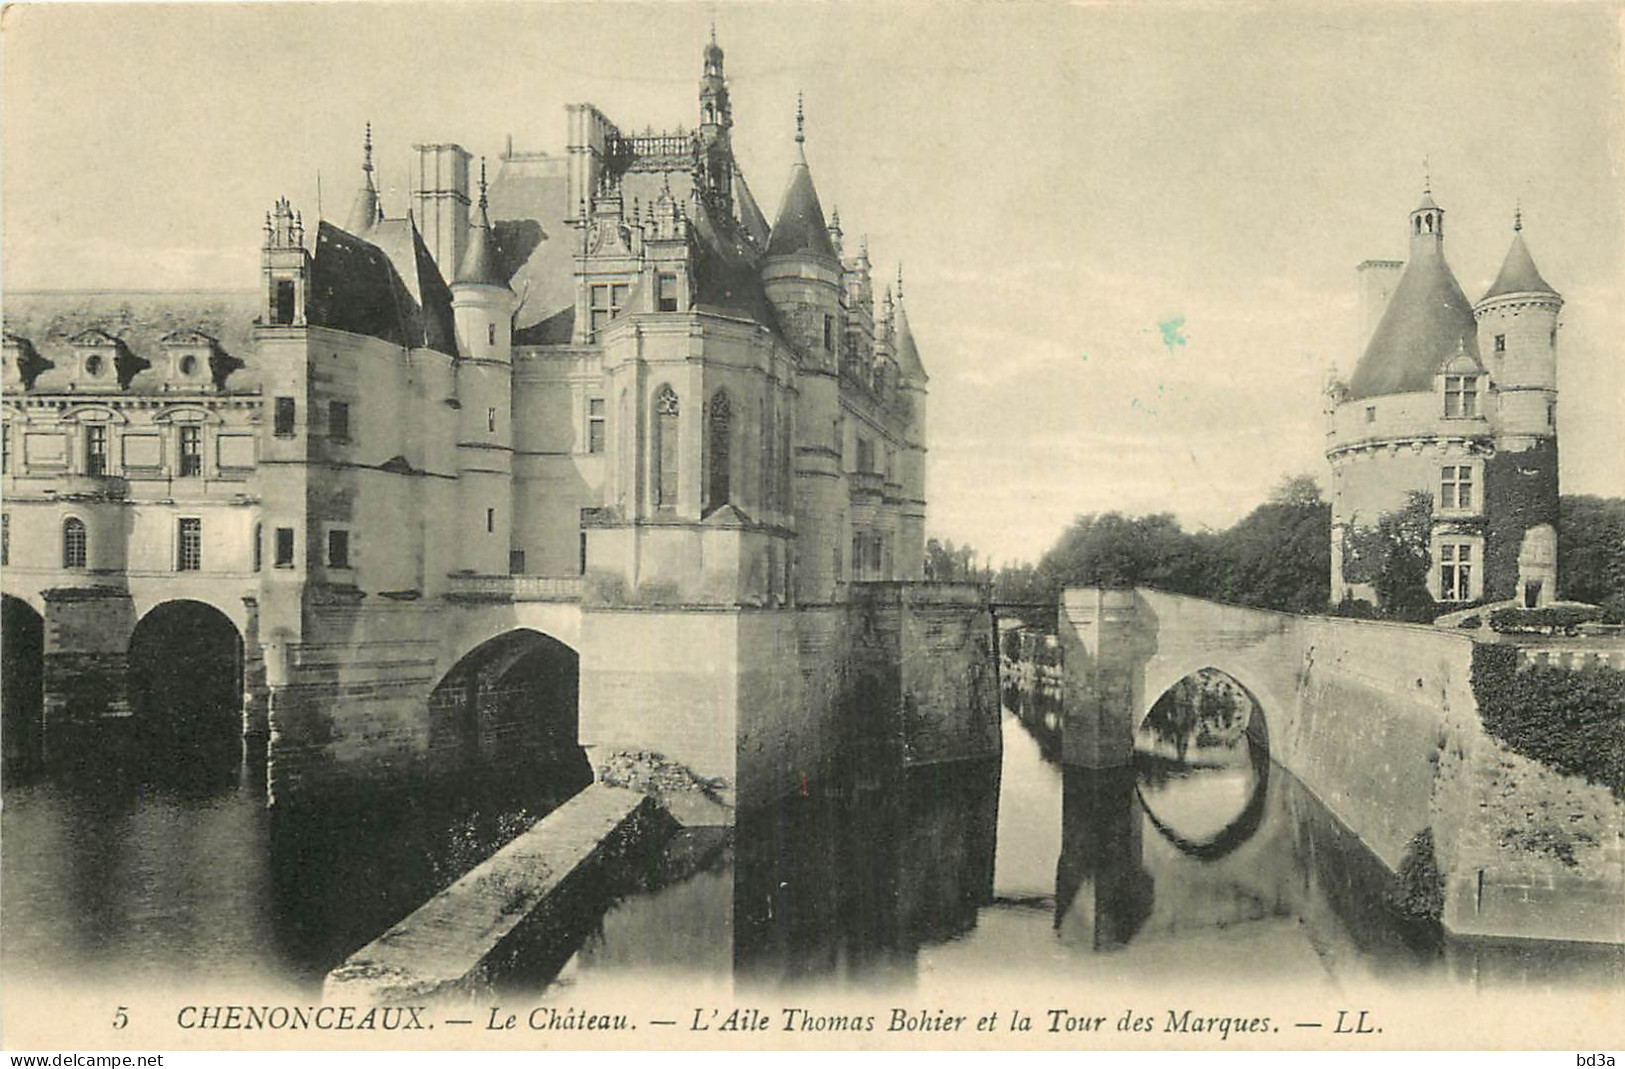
[708,390,732,509]
[1414,217,1422,236]
[1426,213,1434,233]
[653,385,680,508]
[62,517,87,569]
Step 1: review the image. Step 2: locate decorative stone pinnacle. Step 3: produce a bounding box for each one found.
[363,122,374,176]
[1514,199,1523,232]
[795,92,805,144]
[896,263,904,301]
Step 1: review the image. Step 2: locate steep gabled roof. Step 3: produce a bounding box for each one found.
[309,220,455,353]
[1346,244,1479,400]
[1482,231,1557,301]
[690,193,777,327]
[765,157,838,265]
[733,168,771,247]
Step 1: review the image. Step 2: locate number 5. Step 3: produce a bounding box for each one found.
[112,1006,128,1030]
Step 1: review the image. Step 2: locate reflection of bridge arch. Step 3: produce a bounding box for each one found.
[2,595,46,771]
[427,628,587,784]
[127,599,245,768]
[1133,666,1270,861]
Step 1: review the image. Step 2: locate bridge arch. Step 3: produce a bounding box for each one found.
[126,599,245,772]
[426,627,588,786]
[2,594,45,772]
[1133,665,1270,861]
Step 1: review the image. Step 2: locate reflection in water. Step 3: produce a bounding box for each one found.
[0,733,588,992]
[560,683,1622,998]
[7,677,1622,1000]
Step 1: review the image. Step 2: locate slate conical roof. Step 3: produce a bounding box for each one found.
[1346,243,1479,400]
[765,156,838,265]
[734,168,771,247]
[454,163,508,289]
[894,300,928,383]
[1482,231,1557,301]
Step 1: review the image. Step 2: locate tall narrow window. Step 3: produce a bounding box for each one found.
[654,385,679,508]
[1441,465,1473,511]
[327,529,350,569]
[852,534,864,581]
[1494,334,1506,353]
[1439,542,1472,602]
[271,280,296,325]
[85,425,108,476]
[1548,401,1556,427]
[1365,406,1376,424]
[179,425,202,477]
[487,323,497,346]
[2,513,9,566]
[274,527,295,567]
[579,532,588,576]
[63,517,87,569]
[708,390,732,509]
[658,273,679,312]
[823,314,834,351]
[2,427,10,473]
[487,407,497,434]
[328,401,350,443]
[274,397,296,437]
[588,398,606,454]
[1444,375,1478,418]
[253,523,262,572]
[589,283,631,336]
[486,507,495,534]
[760,397,773,509]
[177,518,202,572]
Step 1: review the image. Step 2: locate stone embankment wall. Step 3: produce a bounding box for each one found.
[1059,587,1623,944]
[323,785,672,1004]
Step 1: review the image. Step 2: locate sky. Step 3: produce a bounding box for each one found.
[4,1,1623,564]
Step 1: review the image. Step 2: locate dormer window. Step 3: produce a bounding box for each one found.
[85,355,105,378]
[1444,375,1478,418]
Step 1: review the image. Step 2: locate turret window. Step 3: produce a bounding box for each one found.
[658,274,678,312]
[327,529,350,569]
[1439,543,1473,603]
[328,402,350,443]
[62,517,87,570]
[1494,334,1506,353]
[487,323,497,346]
[270,280,297,325]
[275,527,295,568]
[1440,465,1473,511]
[1444,375,1478,418]
[274,397,296,438]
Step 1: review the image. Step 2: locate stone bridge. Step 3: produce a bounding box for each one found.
[1051,587,1623,946]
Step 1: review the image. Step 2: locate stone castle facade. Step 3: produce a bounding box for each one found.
[1,38,995,807]
[1327,185,1562,611]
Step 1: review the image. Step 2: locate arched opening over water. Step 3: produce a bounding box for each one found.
[126,600,244,778]
[428,629,590,791]
[1133,666,1269,860]
[2,596,46,773]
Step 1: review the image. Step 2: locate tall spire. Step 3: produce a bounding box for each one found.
[454,156,506,288]
[1514,199,1523,233]
[795,91,805,149]
[896,263,904,302]
[344,122,383,234]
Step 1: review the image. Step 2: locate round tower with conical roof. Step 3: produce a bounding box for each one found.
[451,159,516,575]
[1327,183,1564,611]
[1474,209,1562,607]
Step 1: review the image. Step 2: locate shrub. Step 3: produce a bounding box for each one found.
[1389,828,1444,921]
[1457,615,1482,629]
[1471,643,1625,797]
[1487,606,1603,635]
[1330,596,1379,619]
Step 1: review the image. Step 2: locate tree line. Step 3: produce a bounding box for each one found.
[926,477,1625,621]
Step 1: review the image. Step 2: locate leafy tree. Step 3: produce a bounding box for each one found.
[1558,495,1625,611]
[1343,491,1438,622]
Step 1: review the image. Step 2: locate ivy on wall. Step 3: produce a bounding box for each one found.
[1471,642,1625,798]
[1483,440,1560,603]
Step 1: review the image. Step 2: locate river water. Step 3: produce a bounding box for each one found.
[2,691,1619,999]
